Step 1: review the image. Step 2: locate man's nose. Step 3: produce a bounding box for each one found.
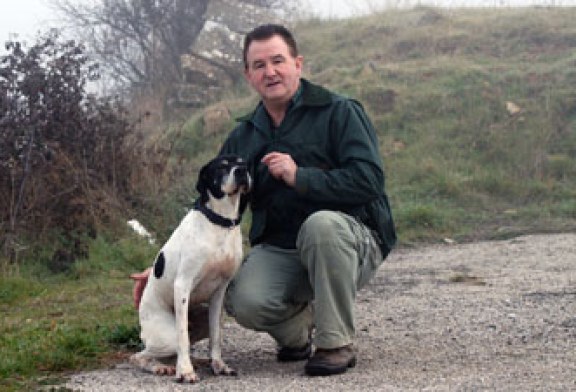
[264,62,276,76]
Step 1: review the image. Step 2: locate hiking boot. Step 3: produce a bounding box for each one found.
[277,339,313,362]
[304,345,357,376]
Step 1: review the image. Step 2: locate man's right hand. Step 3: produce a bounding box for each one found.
[262,152,298,187]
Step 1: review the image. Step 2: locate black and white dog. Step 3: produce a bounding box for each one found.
[130,155,251,383]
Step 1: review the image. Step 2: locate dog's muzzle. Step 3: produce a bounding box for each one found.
[231,165,251,194]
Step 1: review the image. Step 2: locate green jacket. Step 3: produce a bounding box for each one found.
[220,79,396,256]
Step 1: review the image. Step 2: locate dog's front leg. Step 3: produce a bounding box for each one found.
[208,283,237,376]
[174,278,198,383]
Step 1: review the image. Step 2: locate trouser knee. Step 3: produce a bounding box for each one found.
[225,283,271,331]
[297,211,356,267]
[298,211,351,247]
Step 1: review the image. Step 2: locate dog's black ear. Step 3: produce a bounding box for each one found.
[239,193,249,216]
[153,252,165,279]
[196,162,210,203]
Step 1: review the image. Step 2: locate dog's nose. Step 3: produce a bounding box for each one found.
[234,166,250,189]
[235,166,247,177]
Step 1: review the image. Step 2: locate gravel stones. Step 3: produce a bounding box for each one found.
[63,233,576,391]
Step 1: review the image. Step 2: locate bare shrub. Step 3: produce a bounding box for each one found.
[0,30,135,270]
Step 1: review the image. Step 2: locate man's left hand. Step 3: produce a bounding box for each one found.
[261,152,297,187]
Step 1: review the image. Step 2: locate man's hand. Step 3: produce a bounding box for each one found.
[261,152,297,187]
[130,267,151,310]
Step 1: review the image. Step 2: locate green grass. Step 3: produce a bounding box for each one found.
[0,236,152,391]
[2,6,576,389]
[0,274,140,390]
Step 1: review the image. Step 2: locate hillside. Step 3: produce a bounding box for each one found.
[153,6,576,244]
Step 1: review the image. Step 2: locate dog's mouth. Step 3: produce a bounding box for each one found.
[223,178,251,197]
[226,187,240,197]
[227,181,250,196]
[220,164,251,197]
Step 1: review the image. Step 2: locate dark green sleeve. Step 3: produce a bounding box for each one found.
[294,99,385,205]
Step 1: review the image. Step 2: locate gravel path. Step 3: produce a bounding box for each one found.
[64,232,576,391]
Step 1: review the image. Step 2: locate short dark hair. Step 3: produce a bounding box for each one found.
[243,24,298,69]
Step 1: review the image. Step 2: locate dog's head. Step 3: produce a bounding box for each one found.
[196,155,252,208]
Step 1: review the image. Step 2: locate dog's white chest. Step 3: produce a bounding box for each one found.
[190,254,239,303]
[144,218,243,305]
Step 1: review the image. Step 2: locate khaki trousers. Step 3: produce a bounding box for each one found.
[225,211,384,349]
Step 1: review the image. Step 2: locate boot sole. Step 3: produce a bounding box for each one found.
[304,356,357,376]
[277,344,312,362]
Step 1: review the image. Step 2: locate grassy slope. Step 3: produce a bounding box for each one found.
[1,7,576,389]
[153,6,576,244]
[296,7,576,243]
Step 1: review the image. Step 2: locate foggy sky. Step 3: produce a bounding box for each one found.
[1,0,575,45]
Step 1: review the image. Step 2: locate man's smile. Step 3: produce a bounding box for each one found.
[265,80,282,88]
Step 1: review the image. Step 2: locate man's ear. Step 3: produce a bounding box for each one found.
[295,55,304,74]
[244,66,252,84]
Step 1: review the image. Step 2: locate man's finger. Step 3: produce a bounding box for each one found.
[261,152,283,164]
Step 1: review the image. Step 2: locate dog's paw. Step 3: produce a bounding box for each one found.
[175,370,199,383]
[211,359,237,376]
[153,364,176,376]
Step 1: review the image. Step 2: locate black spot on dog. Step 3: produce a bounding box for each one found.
[154,252,165,279]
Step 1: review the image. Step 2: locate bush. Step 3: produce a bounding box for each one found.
[0,31,135,270]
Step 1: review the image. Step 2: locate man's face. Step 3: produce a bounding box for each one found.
[244,35,303,108]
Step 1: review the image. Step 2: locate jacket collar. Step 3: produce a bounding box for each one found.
[236,78,332,124]
[299,78,333,107]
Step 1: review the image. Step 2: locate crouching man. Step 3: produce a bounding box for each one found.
[133,23,396,377]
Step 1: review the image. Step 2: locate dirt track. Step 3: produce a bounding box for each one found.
[64,232,576,391]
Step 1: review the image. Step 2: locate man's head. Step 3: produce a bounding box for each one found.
[243,24,303,109]
[242,24,298,69]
